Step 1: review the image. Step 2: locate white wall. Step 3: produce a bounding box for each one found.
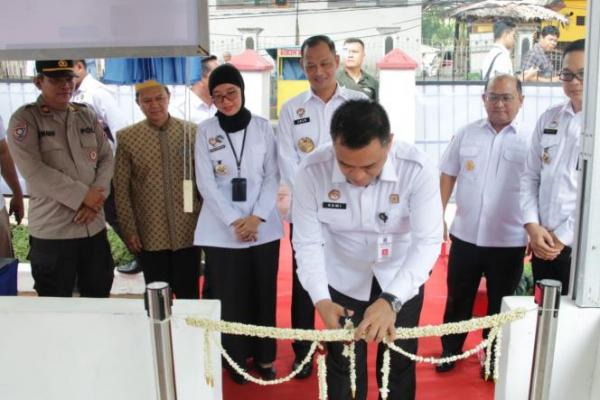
[496,296,600,400]
[208,1,422,74]
[0,297,223,400]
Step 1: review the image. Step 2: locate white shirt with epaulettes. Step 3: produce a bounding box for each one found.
[521,101,582,246]
[440,119,529,247]
[292,140,443,304]
[193,115,283,249]
[277,85,367,189]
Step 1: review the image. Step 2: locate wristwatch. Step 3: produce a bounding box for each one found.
[379,292,402,313]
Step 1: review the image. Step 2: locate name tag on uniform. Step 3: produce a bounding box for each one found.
[209,145,226,153]
[293,117,310,125]
[543,128,558,135]
[80,127,95,134]
[322,202,346,209]
[38,130,55,137]
[377,234,393,262]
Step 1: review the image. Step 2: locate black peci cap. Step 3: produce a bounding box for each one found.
[35,60,77,78]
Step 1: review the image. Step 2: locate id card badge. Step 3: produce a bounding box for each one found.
[183,179,194,213]
[377,234,393,262]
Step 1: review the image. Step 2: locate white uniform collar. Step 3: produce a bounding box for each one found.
[303,84,345,105]
[330,143,398,184]
[480,118,519,135]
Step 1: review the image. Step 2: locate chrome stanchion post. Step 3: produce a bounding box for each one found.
[145,282,177,400]
[528,279,562,400]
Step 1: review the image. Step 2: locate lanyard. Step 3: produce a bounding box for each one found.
[224,127,248,177]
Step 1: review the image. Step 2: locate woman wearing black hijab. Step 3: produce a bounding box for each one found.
[193,64,283,384]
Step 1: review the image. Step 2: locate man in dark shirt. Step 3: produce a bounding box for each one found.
[336,38,379,101]
[522,26,560,82]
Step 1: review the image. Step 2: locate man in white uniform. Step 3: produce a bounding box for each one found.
[521,39,585,295]
[170,55,219,124]
[293,99,443,400]
[0,116,24,257]
[72,60,129,145]
[481,20,516,80]
[436,75,528,376]
[278,34,367,378]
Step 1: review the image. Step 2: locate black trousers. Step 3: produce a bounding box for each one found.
[441,235,525,354]
[138,246,200,299]
[290,224,316,359]
[29,229,114,297]
[532,246,572,295]
[327,280,424,400]
[203,240,280,366]
[103,186,142,267]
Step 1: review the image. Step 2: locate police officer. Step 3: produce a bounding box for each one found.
[436,75,528,375]
[194,64,283,384]
[293,99,443,400]
[521,39,585,294]
[278,34,366,378]
[7,60,114,297]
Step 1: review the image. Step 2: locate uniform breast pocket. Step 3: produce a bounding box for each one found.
[386,205,411,233]
[80,135,98,166]
[317,207,351,230]
[459,146,481,181]
[503,147,526,165]
[249,143,267,175]
[40,139,67,171]
[540,136,560,167]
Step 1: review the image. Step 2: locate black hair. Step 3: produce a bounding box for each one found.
[563,38,585,60]
[135,85,170,103]
[344,37,365,49]
[301,35,336,57]
[330,99,391,149]
[483,74,523,95]
[201,55,218,78]
[493,20,516,41]
[541,26,560,39]
[76,59,87,68]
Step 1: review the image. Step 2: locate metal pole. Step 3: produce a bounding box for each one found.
[528,279,562,400]
[145,282,177,400]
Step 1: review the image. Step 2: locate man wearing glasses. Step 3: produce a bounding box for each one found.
[7,60,114,297]
[436,74,528,377]
[521,39,585,295]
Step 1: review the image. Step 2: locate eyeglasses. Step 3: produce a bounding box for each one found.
[559,70,584,82]
[484,94,516,104]
[212,89,240,104]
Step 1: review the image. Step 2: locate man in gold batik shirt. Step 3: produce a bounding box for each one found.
[114,80,202,299]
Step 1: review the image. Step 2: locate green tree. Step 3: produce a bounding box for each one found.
[422,11,455,45]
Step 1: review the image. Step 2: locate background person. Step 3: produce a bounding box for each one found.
[521,39,586,294]
[336,37,379,101]
[522,26,560,82]
[481,20,517,80]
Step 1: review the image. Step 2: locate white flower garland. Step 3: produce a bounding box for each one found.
[186,307,527,396]
[341,318,357,398]
[380,348,391,400]
[317,344,327,400]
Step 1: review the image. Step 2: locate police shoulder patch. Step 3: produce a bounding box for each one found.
[12,121,28,142]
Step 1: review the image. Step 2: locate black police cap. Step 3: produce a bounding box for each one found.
[35,60,77,78]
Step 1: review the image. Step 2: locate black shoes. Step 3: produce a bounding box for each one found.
[116,260,142,274]
[292,357,313,379]
[228,369,248,385]
[435,352,457,373]
[255,363,277,380]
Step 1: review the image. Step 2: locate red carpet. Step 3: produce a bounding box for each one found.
[221,226,495,399]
